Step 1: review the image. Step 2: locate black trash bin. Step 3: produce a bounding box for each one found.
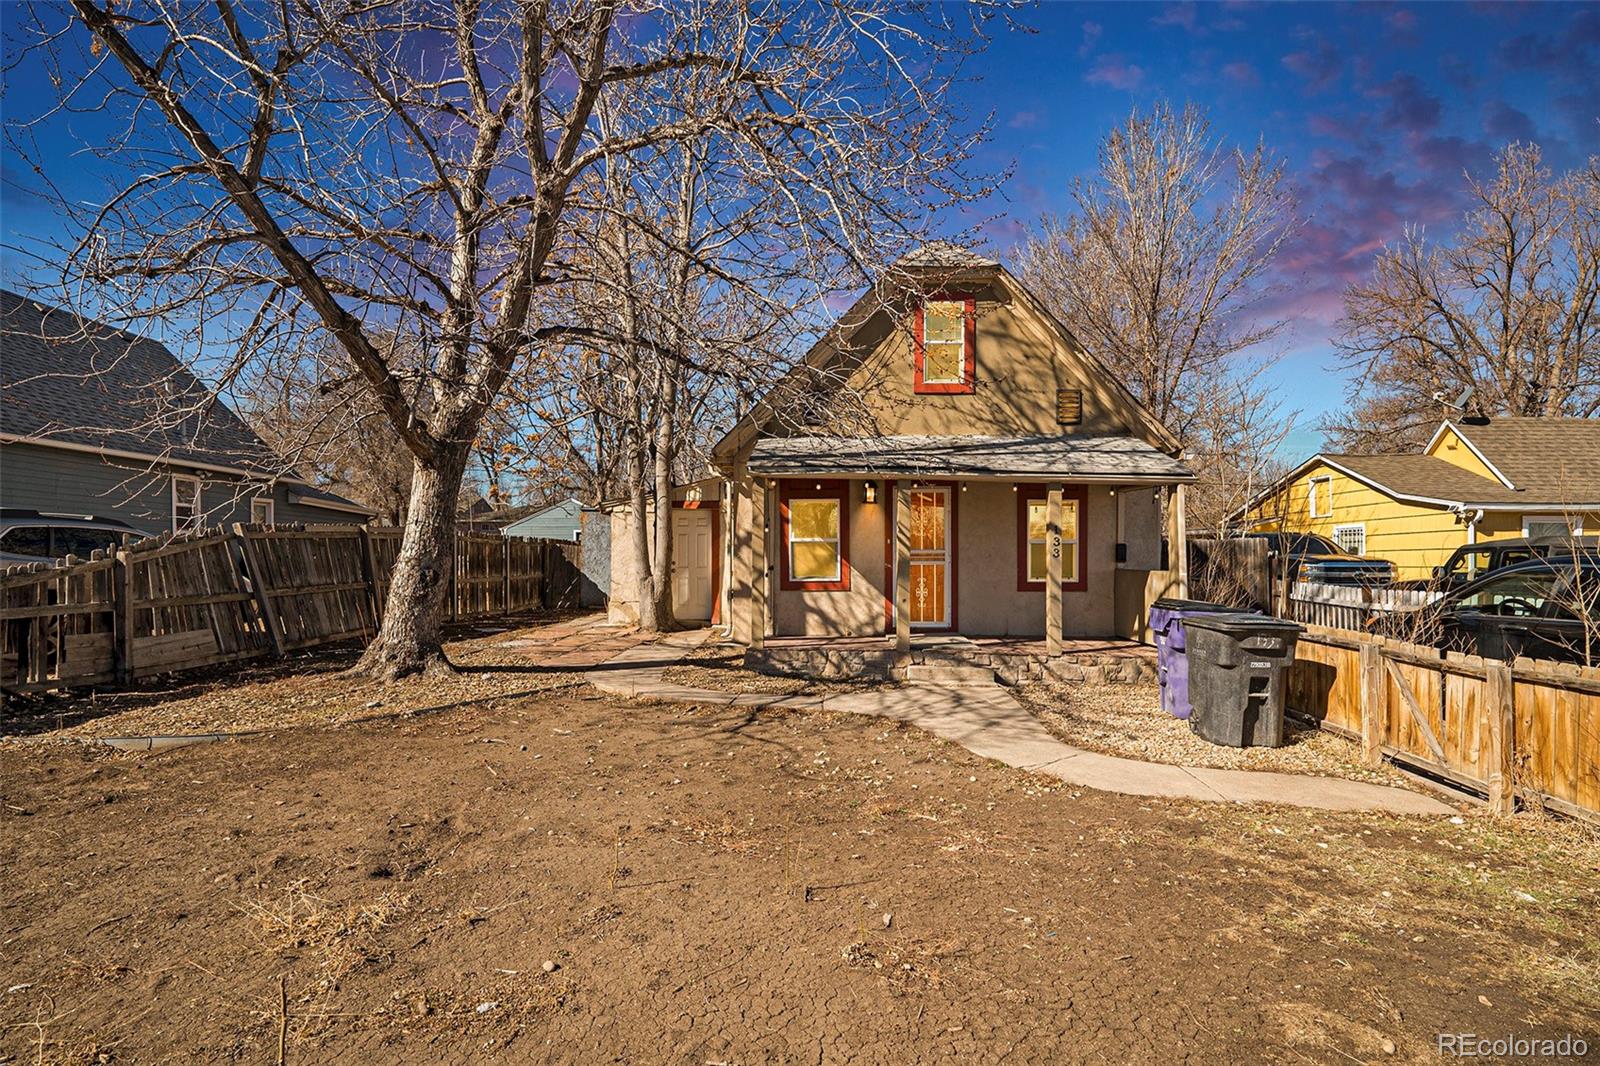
[1183,614,1304,748]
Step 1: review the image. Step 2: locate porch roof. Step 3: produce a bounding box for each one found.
[746,433,1195,482]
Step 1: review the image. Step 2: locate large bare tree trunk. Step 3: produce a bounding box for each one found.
[349,447,470,681]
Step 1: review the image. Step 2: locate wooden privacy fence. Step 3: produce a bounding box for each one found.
[1,524,579,695]
[1289,624,1600,821]
[1188,537,1272,611]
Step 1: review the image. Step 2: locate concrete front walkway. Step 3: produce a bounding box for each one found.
[586,633,1456,817]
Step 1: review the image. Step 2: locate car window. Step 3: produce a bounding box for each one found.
[1456,571,1562,616]
[1448,549,1495,578]
[0,526,50,557]
[1498,548,1537,568]
[1287,534,1340,555]
[53,528,122,557]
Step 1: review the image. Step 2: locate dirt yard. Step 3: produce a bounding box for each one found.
[3,679,1597,1063]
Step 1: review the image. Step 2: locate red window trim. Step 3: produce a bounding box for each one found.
[1016,485,1088,593]
[913,292,977,395]
[671,499,722,625]
[778,479,851,592]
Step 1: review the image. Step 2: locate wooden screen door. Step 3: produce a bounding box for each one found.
[908,487,951,628]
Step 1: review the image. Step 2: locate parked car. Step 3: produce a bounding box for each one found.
[1238,532,1396,586]
[1385,553,1600,665]
[1391,535,1599,593]
[0,508,151,565]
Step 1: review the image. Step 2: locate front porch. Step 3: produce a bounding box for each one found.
[745,632,1157,686]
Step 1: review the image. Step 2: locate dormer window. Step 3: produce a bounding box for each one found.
[914,293,976,394]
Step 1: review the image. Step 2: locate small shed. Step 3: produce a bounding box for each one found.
[502,497,591,542]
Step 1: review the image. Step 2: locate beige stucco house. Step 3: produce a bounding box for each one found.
[666,243,1194,655]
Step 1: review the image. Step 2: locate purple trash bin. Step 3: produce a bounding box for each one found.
[1148,598,1250,719]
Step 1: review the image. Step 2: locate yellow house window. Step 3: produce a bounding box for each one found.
[1308,475,1333,519]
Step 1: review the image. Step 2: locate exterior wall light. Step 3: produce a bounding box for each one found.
[862,480,878,504]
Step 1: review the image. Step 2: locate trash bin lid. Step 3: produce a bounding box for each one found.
[1151,597,1242,613]
[1182,613,1304,636]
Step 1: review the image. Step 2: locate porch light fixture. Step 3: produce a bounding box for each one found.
[863,480,878,504]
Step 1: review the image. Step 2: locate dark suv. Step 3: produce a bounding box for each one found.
[1392,535,1599,594]
[1239,532,1396,586]
[1394,553,1600,665]
[0,509,151,564]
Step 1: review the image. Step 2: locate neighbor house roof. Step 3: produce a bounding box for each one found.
[1439,417,1600,501]
[0,289,372,513]
[1233,415,1600,522]
[1318,454,1529,506]
[746,433,1196,481]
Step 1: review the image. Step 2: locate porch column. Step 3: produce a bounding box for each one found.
[749,477,768,649]
[1172,482,1189,598]
[1046,483,1064,656]
[894,483,912,654]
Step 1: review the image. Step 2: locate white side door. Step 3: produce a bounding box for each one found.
[671,509,714,621]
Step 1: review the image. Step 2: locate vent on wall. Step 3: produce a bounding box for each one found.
[1056,388,1083,425]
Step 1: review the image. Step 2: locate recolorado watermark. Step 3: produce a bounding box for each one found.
[1436,1033,1590,1058]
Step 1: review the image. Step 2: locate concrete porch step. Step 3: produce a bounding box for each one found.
[903,663,997,686]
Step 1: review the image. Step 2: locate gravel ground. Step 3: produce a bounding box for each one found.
[0,612,625,742]
[660,640,902,697]
[1017,679,1420,790]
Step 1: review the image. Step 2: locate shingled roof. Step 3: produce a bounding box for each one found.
[1445,417,1600,502]
[747,433,1195,481]
[1,290,367,512]
[1,289,290,472]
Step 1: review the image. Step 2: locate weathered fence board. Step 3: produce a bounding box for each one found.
[0,552,118,692]
[1187,537,1272,611]
[1289,624,1600,821]
[3,524,571,697]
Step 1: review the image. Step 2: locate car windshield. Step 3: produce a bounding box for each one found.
[1286,534,1342,555]
[1454,570,1573,619]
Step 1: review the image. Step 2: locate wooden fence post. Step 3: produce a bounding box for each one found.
[1486,662,1516,815]
[112,547,133,683]
[1359,639,1383,768]
[234,523,286,656]
[359,524,382,627]
[503,538,512,616]
[449,531,459,622]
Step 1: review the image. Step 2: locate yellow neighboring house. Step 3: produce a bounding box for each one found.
[1237,417,1600,580]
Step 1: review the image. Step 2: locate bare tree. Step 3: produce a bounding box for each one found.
[1327,144,1600,451]
[8,0,1001,676]
[1016,102,1298,518]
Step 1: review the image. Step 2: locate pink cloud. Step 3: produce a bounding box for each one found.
[1152,3,1198,31]
[1078,20,1102,59]
[1086,54,1146,90]
[1222,61,1260,87]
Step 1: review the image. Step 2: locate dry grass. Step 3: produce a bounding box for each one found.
[237,881,415,990]
[1017,679,1418,789]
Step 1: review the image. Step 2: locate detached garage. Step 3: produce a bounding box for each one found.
[602,477,726,626]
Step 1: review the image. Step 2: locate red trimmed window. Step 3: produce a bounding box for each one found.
[1016,485,1088,593]
[779,480,851,591]
[914,293,976,394]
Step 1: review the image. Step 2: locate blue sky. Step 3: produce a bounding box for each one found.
[953,1,1600,456]
[3,2,1597,461]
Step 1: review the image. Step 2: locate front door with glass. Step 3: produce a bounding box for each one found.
[907,487,951,628]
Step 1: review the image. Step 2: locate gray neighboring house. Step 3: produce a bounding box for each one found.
[1,289,373,537]
[501,496,608,608]
[501,497,592,542]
